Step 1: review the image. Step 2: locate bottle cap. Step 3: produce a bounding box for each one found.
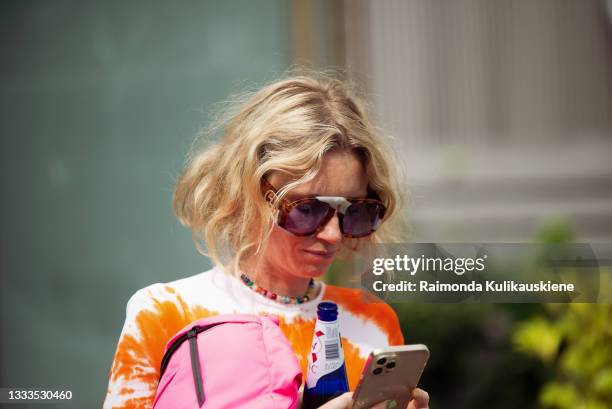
[317,301,338,321]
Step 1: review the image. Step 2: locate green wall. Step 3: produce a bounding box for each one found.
[0,1,290,407]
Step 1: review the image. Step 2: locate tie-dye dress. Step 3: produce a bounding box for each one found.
[103,267,404,409]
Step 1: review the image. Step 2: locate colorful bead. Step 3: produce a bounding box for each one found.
[240,273,315,305]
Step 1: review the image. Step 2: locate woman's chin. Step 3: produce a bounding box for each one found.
[299,262,334,278]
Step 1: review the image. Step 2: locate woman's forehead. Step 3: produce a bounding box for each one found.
[269,151,368,198]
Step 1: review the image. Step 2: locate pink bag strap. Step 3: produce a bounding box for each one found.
[159,322,225,407]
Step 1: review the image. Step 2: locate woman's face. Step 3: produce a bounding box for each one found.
[262,149,368,280]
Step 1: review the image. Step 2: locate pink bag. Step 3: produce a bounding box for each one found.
[152,314,302,409]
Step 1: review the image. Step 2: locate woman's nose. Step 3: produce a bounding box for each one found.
[315,212,343,244]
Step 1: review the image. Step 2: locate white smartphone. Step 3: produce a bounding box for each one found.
[352,344,430,409]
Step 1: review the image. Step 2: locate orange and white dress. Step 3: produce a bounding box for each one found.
[103,267,404,409]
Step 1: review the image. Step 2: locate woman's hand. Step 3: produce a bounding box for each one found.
[317,392,353,409]
[305,387,430,409]
[407,388,430,409]
[315,392,388,409]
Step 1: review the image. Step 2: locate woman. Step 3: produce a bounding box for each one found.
[103,74,429,409]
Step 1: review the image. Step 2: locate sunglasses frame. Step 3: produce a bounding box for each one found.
[261,178,387,238]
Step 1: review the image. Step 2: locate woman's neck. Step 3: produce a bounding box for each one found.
[241,259,314,298]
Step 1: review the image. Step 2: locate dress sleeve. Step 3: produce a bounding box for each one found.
[356,289,405,346]
[380,303,405,346]
[102,288,162,409]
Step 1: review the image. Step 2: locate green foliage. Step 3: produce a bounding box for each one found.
[514,317,561,364]
[534,219,575,244]
[514,219,612,408]
[392,303,546,409]
[512,304,612,409]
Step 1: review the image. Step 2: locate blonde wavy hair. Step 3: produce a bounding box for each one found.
[173,73,405,274]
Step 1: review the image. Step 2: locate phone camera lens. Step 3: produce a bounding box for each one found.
[386,361,396,369]
[376,357,387,365]
[373,367,383,375]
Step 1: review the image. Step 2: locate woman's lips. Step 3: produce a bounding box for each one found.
[302,249,336,260]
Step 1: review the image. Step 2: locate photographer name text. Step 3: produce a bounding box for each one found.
[373,280,575,293]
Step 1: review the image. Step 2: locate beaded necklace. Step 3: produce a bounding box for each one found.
[240,273,316,304]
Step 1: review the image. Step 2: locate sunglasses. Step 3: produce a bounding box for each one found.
[261,179,387,238]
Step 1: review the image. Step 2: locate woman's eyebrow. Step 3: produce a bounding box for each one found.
[285,191,367,201]
[285,191,316,201]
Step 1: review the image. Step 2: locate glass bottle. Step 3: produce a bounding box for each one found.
[303,301,349,409]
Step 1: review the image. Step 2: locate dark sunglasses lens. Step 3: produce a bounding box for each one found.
[283,200,331,235]
[343,203,385,237]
